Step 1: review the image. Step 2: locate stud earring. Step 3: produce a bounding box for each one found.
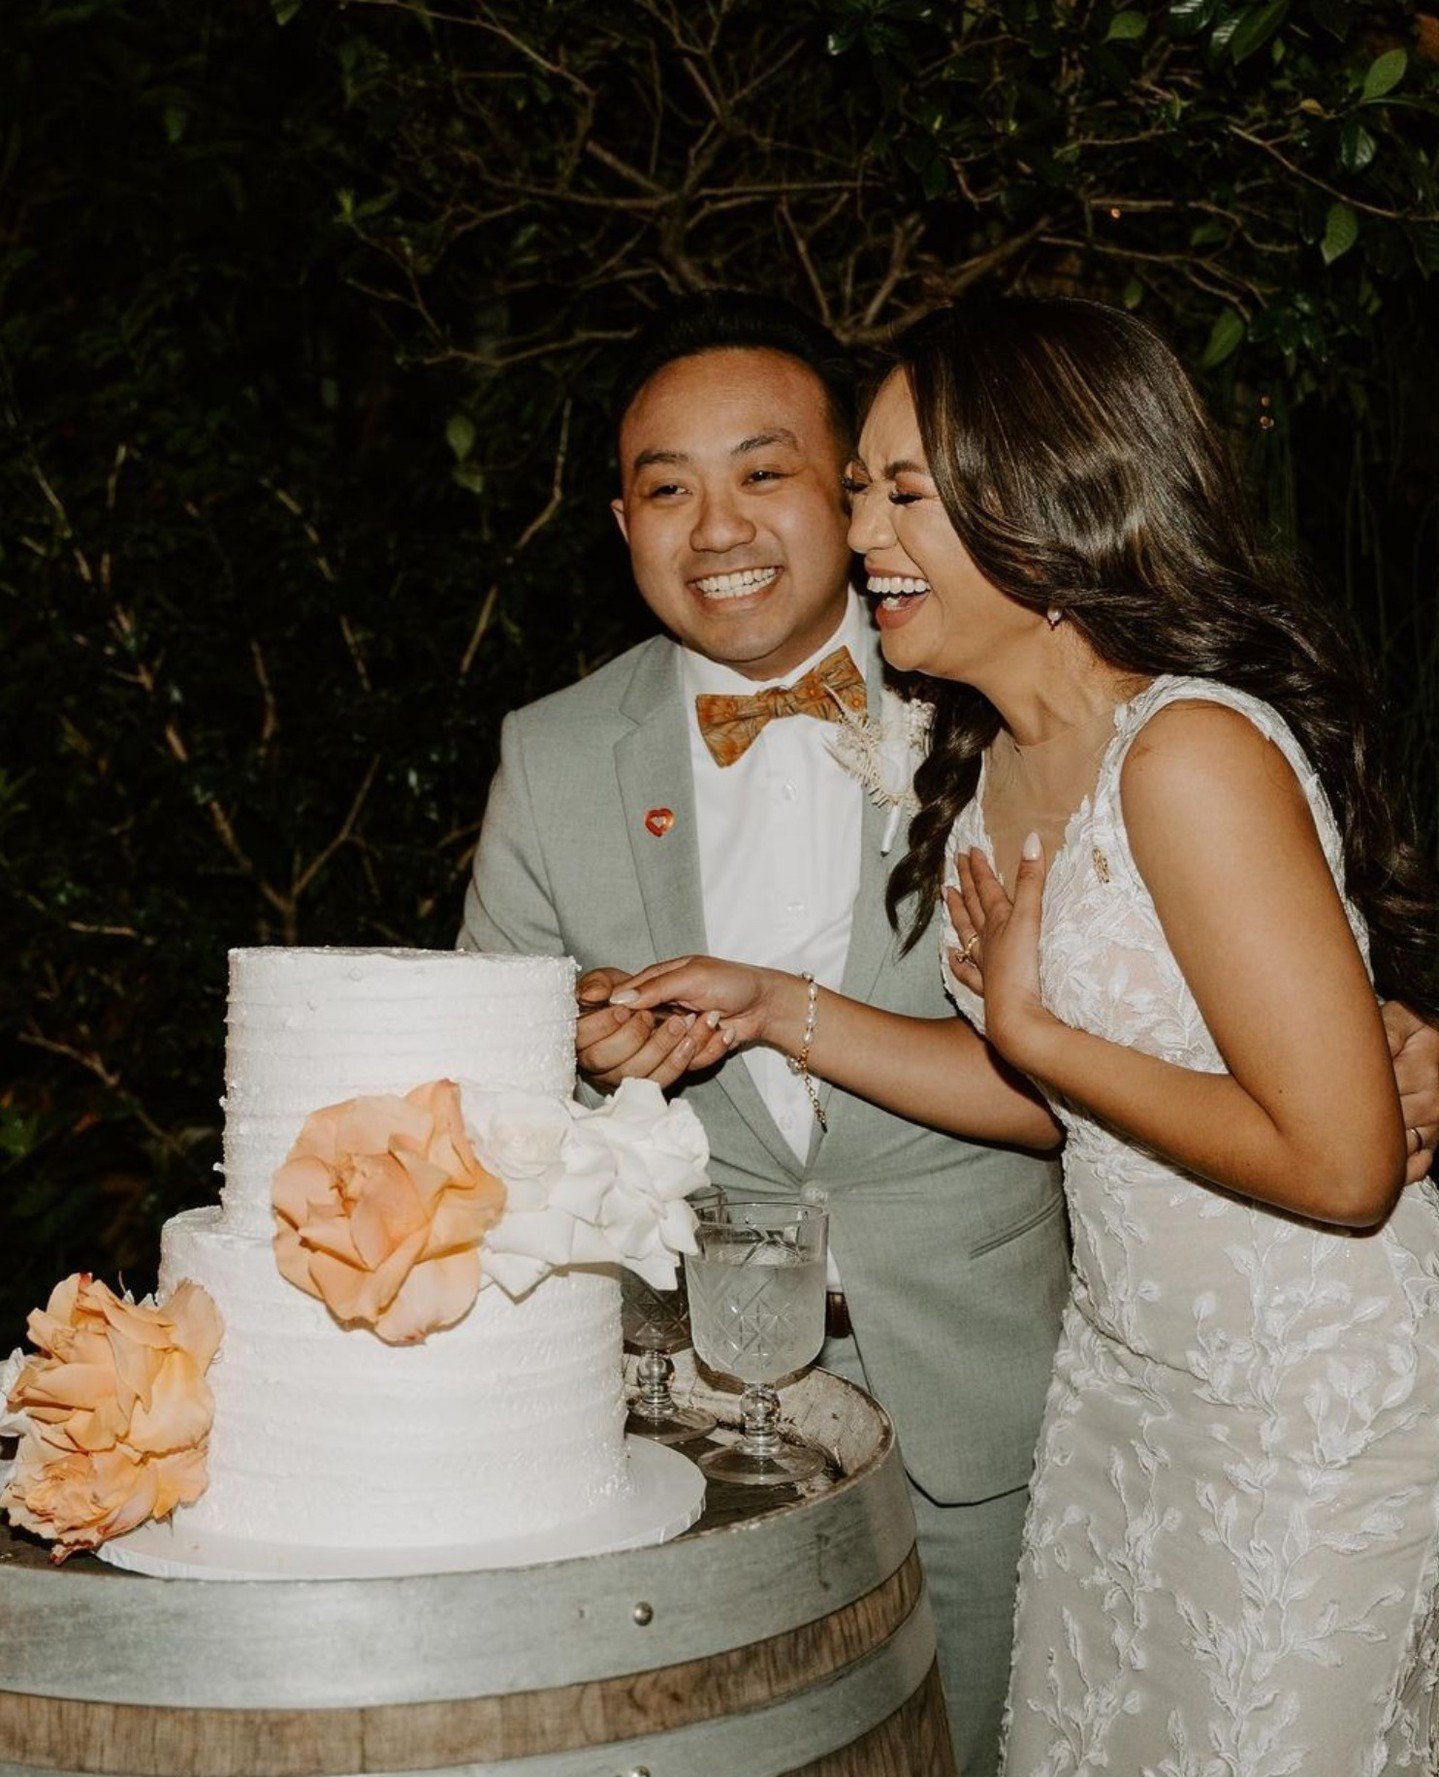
[1046,606,1063,629]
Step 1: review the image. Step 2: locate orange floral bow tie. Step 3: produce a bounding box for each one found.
[694,646,868,768]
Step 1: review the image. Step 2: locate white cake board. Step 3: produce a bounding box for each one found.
[95,1437,704,1581]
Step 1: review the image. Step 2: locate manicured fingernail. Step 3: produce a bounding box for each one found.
[721,1028,736,1047]
[683,1012,697,1029]
[705,1010,722,1029]
[610,989,638,1005]
[1022,831,1042,860]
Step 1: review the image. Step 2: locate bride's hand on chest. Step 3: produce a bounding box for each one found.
[947,840,1059,1068]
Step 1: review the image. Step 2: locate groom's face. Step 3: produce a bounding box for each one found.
[612,347,854,681]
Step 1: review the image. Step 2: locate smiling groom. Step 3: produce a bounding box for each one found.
[459,292,1068,1776]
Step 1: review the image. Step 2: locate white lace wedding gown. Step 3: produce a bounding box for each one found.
[942,676,1439,1776]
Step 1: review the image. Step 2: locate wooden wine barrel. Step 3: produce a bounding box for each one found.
[0,1363,954,1777]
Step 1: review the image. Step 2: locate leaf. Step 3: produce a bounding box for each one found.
[1339,121,1376,172]
[1321,202,1359,264]
[445,414,476,462]
[1121,279,1144,308]
[921,157,950,199]
[270,0,303,22]
[1410,224,1439,275]
[1229,0,1289,63]
[1106,11,1148,41]
[1168,0,1214,37]
[451,463,486,495]
[1201,308,1246,367]
[1361,48,1407,104]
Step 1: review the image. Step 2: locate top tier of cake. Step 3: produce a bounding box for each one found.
[220,948,577,1237]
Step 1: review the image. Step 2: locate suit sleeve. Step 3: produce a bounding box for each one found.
[458,711,566,958]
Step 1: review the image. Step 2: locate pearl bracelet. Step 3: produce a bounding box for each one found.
[786,972,827,1132]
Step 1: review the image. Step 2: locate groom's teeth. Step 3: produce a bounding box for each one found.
[868,575,931,597]
[694,567,781,599]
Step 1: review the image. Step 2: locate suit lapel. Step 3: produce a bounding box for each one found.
[807,628,904,1161]
[616,645,706,967]
[616,643,805,1180]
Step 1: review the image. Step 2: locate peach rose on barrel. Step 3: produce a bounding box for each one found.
[272,1078,505,1345]
[0,1273,223,1562]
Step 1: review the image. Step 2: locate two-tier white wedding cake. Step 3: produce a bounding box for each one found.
[154,947,637,1555]
[1,945,707,1575]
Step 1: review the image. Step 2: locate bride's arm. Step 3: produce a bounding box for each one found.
[610,966,1062,1151]
[978,702,1407,1227]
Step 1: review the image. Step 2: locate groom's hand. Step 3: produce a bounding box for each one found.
[576,966,708,1091]
[1382,1000,1439,1183]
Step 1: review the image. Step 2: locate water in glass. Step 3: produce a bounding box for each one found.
[688,1235,825,1383]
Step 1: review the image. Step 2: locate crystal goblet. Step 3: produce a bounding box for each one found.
[620,1185,727,1445]
[684,1201,828,1486]
[621,1269,716,1444]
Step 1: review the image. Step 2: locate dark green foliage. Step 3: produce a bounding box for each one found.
[2,0,1436,1338]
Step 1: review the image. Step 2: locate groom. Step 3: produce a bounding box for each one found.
[460,292,1439,1775]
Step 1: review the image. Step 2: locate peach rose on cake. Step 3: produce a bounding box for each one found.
[273,1078,505,1344]
[0,1273,222,1562]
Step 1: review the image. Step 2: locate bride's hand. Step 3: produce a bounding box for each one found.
[948,837,1053,1062]
[609,957,787,1054]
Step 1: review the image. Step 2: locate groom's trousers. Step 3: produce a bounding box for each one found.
[820,1331,1029,1777]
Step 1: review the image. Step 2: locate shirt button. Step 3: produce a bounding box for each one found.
[786,900,804,915]
[782,781,798,801]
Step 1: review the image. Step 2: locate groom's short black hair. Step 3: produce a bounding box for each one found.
[614,291,858,448]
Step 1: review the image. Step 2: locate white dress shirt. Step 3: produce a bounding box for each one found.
[681,593,869,1291]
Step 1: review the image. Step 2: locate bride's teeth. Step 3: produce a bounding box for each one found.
[695,567,781,599]
[868,575,931,598]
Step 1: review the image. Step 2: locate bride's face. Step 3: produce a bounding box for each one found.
[847,370,1038,683]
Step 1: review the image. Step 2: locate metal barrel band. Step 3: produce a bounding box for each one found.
[0,1589,939,1777]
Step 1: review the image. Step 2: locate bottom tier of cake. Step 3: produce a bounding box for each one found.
[159,1208,631,1550]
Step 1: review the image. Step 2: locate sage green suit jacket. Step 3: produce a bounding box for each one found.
[460,631,1068,1504]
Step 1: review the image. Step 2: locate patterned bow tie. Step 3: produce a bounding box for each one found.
[694,646,868,768]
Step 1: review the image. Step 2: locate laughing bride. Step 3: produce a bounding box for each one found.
[612,295,1439,1775]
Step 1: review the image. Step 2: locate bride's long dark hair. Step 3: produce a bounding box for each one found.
[883,295,1438,1015]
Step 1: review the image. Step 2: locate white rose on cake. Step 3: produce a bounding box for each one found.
[461,1079,708,1296]
[586,1076,710,1176]
[464,1089,615,1217]
[461,1087,612,1297]
[576,1081,706,1287]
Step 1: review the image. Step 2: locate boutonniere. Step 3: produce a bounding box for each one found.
[826,686,934,854]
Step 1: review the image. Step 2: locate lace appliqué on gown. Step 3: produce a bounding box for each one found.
[942,676,1439,1776]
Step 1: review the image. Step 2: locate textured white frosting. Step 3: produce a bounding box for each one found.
[220,948,577,1238]
[159,946,633,1553]
[160,1211,627,1548]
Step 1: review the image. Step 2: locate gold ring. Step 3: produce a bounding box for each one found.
[959,931,981,964]
[1409,1126,1425,1157]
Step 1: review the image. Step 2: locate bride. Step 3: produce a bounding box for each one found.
[612,296,1439,1773]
